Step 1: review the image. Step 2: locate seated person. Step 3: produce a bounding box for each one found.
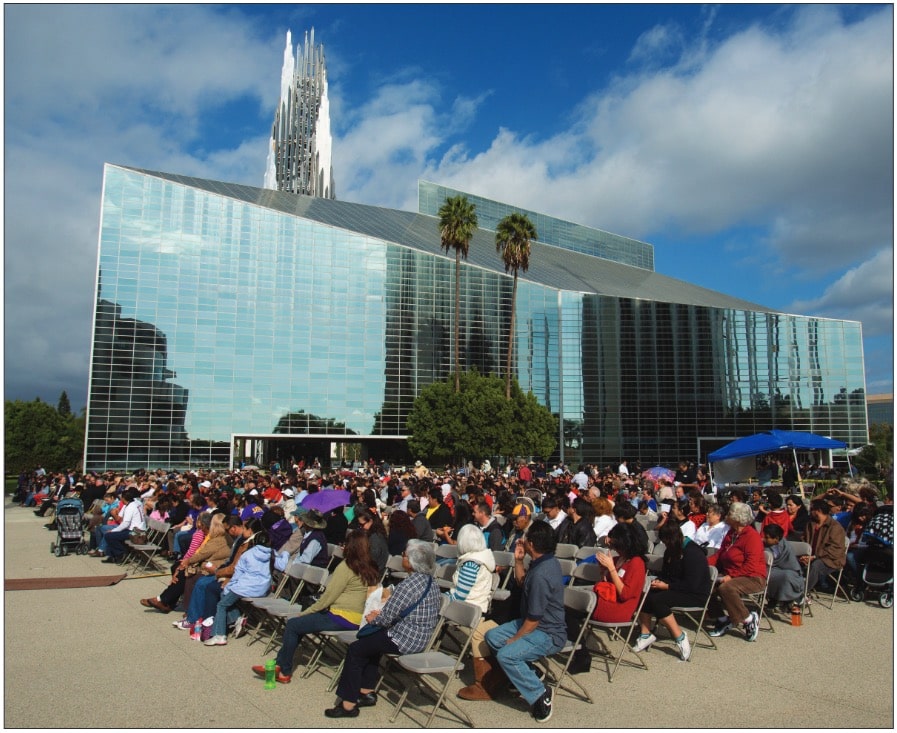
[504,503,533,550]
[485,521,566,723]
[693,504,729,549]
[760,492,792,536]
[252,529,381,683]
[799,499,848,600]
[567,497,597,549]
[140,512,230,613]
[785,495,812,541]
[632,521,712,660]
[202,532,292,646]
[762,524,804,612]
[324,540,442,718]
[707,502,766,642]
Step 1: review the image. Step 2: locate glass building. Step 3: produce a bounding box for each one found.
[84,164,868,471]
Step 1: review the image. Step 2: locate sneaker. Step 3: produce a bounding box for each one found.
[743,611,759,642]
[174,619,192,630]
[232,615,248,639]
[675,634,691,661]
[631,633,657,653]
[708,619,732,638]
[203,635,228,646]
[531,687,553,723]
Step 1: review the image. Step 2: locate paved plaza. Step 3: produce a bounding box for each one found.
[4,500,893,729]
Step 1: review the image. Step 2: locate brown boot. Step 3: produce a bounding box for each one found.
[458,657,499,701]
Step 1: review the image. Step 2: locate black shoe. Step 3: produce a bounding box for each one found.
[324,704,359,719]
[356,692,377,708]
[531,687,553,723]
[102,556,122,564]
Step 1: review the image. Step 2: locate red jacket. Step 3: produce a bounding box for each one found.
[709,525,766,579]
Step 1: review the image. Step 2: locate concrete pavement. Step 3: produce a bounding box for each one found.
[4,500,893,729]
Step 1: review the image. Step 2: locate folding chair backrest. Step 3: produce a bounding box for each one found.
[569,561,604,586]
[646,554,664,574]
[301,564,329,590]
[564,586,597,616]
[492,550,515,568]
[557,558,577,577]
[575,545,605,561]
[386,554,406,574]
[788,540,812,558]
[555,543,578,559]
[437,563,456,583]
[707,565,719,584]
[435,544,459,560]
[442,599,482,629]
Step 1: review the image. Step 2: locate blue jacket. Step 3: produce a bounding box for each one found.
[224,544,290,598]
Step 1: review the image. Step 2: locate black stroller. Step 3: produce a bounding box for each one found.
[849,507,893,608]
[50,497,88,557]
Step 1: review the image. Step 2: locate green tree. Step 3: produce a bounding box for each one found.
[438,195,478,393]
[57,390,71,417]
[853,422,893,478]
[406,371,556,463]
[495,212,537,399]
[5,398,84,473]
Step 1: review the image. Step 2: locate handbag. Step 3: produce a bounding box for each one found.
[357,575,434,639]
[129,530,148,545]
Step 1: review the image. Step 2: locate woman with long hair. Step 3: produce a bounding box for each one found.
[632,521,712,660]
[591,496,617,541]
[386,509,417,555]
[252,529,382,684]
[355,507,389,574]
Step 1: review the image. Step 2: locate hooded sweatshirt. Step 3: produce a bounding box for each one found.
[446,548,496,613]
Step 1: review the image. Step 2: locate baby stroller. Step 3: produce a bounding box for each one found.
[849,508,893,608]
[50,497,88,557]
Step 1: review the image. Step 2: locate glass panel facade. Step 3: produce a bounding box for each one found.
[418,180,655,270]
[85,166,867,471]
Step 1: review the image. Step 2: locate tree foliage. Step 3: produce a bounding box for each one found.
[406,370,557,464]
[5,397,85,473]
[495,212,537,399]
[438,195,478,393]
[852,422,894,478]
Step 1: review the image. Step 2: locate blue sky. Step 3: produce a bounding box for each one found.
[4,3,893,413]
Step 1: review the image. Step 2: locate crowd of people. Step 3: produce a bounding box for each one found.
[14,457,892,724]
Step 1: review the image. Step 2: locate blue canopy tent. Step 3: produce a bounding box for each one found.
[708,430,848,498]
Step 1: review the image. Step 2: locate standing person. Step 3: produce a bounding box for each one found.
[484,520,566,723]
[324,540,441,718]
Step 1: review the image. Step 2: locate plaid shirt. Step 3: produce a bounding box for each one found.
[375,571,441,654]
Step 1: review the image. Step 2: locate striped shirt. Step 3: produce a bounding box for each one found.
[447,560,480,603]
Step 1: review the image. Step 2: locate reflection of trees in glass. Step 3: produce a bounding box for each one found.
[86,292,189,470]
[273,410,356,435]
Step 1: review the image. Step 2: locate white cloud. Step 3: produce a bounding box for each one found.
[790,248,894,337]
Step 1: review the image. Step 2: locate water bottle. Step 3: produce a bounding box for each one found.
[191,618,203,640]
[264,658,277,689]
[790,605,802,626]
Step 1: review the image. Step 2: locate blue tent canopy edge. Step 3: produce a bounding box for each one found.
[708,430,847,463]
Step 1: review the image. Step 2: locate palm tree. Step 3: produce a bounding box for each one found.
[495,212,537,400]
[438,195,478,392]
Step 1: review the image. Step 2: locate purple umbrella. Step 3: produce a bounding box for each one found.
[299,489,352,514]
[641,466,676,483]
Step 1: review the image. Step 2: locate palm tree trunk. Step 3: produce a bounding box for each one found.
[454,251,461,392]
[506,272,517,400]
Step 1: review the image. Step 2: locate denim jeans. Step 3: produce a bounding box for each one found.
[485,619,563,705]
[187,575,222,624]
[104,528,131,560]
[212,590,241,637]
[275,612,355,675]
[94,524,116,553]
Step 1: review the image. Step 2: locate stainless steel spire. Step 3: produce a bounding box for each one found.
[264,28,335,198]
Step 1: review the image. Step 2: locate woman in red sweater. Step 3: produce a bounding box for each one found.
[591,522,648,623]
[707,501,767,642]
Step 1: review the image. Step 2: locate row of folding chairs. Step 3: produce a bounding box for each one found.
[123,518,171,575]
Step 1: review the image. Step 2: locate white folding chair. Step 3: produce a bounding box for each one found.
[669,565,719,657]
[567,560,604,587]
[555,543,578,559]
[788,540,815,618]
[388,600,482,728]
[586,576,652,682]
[543,587,597,704]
